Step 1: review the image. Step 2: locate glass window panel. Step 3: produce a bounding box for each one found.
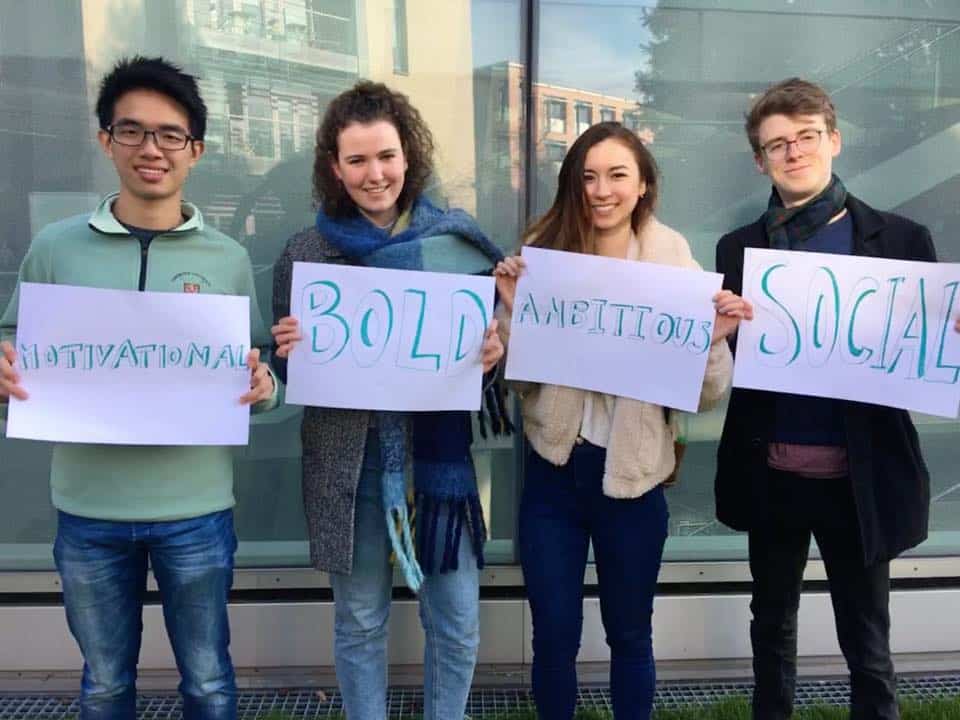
[537,0,960,560]
[544,98,567,134]
[283,1,308,42]
[9,0,959,576]
[295,99,317,152]
[277,98,295,159]
[0,0,525,570]
[246,92,275,158]
[307,0,357,54]
[393,0,409,75]
[545,140,567,168]
[575,102,592,135]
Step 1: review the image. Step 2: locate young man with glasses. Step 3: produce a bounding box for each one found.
[0,56,276,719]
[714,77,947,720]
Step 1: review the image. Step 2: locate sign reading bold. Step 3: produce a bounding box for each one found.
[285,262,495,411]
[504,247,723,411]
[734,248,960,418]
[7,283,252,444]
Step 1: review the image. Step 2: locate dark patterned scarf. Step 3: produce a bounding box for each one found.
[765,174,848,250]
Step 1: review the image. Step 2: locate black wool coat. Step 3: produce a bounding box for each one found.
[714,193,934,566]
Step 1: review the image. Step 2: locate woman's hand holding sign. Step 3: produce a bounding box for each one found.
[272,315,303,359]
[481,319,503,373]
[493,255,526,315]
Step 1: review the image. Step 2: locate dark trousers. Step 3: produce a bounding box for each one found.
[519,441,669,720]
[749,470,897,720]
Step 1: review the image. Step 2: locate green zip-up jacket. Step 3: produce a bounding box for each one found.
[0,193,278,522]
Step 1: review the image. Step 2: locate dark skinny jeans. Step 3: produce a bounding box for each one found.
[519,441,669,720]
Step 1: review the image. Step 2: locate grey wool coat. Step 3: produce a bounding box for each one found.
[271,227,372,574]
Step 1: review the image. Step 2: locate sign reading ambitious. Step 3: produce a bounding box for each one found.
[504,246,723,411]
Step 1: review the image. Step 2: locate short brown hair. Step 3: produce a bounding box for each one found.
[745,77,837,154]
[313,81,434,217]
[523,121,658,255]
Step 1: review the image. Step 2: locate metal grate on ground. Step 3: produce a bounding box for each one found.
[2,674,959,718]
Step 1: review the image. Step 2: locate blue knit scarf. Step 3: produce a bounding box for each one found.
[317,197,504,592]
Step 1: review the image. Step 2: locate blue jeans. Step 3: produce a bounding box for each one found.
[329,431,480,720]
[519,442,668,720]
[54,509,238,720]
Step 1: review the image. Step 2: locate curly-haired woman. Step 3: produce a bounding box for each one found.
[270,81,504,720]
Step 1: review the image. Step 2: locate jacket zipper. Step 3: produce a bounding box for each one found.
[137,237,152,291]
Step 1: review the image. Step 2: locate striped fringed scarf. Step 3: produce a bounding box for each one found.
[317,196,507,592]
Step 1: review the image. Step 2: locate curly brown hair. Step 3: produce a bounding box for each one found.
[313,81,435,217]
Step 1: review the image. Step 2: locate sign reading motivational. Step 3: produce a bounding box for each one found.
[285,262,495,411]
[504,246,723,411]
[734,248,960,418]
[7,282,252,444]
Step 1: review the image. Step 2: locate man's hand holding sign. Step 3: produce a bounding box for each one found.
[0,341,26,401]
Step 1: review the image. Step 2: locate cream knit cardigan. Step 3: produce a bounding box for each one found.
[496,217,733,499]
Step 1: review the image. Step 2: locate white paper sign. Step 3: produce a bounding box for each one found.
[285,262,495,411]
[734,248,960,418]
[504,246,723,411]
[7,283,252,445]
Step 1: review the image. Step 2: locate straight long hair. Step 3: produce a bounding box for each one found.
[524,121,659,254]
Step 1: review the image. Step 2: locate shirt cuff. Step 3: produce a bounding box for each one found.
[251,364,281,414]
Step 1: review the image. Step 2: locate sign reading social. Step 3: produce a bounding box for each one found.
[7,282,252,445]
[734,248,960,418]
[284,261,495,411]
[504,246,723,412]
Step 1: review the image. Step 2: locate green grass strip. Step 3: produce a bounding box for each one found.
[256,694,960,719]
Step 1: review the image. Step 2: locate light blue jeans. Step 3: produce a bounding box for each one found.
[54,509,237,720]
[329,431,480,720]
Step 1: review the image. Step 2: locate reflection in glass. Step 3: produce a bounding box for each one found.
[6,0,957,573]
[0,0,525,570]
[537,0,960,560]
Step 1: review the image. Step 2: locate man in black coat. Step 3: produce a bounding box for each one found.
[715,78,957,720]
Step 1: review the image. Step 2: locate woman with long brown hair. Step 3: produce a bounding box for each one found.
[494,122,751,719]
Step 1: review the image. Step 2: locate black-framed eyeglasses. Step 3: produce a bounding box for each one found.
[761,129,824,162]
[107,122,195,151]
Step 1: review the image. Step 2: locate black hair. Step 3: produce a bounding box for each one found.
[95,56,207,140]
